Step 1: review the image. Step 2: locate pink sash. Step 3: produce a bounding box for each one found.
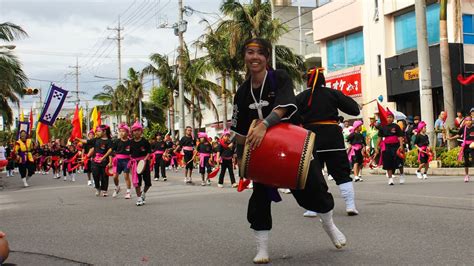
[199,153,210,167]
[418,146,428,163]
[128,156,146,188]
[378,136,400,165]
[458,125,473,161]
[93,153,104,163]
[348,144,362,162]
[112,154,130,174]
[182,146,193,152]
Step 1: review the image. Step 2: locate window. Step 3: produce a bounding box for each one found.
[463,14,474,44]
[394,3,440,54]
[377,54,382,76]
[327,31,365,72]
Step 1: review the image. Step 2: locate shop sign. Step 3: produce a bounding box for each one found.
[326,70,362,97]
[404,68,419,80]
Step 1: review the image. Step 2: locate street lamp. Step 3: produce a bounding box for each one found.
[0,45,16,50]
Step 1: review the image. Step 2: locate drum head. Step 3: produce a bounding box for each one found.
[137,160,146,174]
[470,142,474,149]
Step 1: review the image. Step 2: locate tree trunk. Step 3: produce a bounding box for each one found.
[221,73,228,130]
[191,88,196,136]
[169,93,175,139]
[197,100,203,130]
[440,0,456,149]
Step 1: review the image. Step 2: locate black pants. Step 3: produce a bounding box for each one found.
[463,147,474,167]
[184,151,194,170]
[62,162,68,177]
[199,156,212,174]
[154,154,166,179]
[317,150,352,185]
[247,151,334,231]
[218,159,235,185]
[92,163,109,191]
[18,161,35,178]
[138,161,152,187]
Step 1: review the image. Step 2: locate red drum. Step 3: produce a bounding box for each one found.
[240,120,315,190]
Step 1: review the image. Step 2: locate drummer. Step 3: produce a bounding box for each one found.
[129,121,152,206]
[177,126,196,184]
[111,123,132,199]
[196,132,213,186]
[231,38,345,264]
[296,67,360,217]
[151,133,167,182]
[448,116,473,182]
[77,125,113,196]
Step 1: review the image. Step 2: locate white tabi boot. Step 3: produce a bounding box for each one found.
[319,210,346,249]
[339,182,359,216]
[22,178,29,187]
[253,230,270,264]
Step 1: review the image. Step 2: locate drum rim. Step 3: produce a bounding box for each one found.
[240,120,257,179]
[297,132,315,190]
[137,159,145,174]
[240,120,314,190]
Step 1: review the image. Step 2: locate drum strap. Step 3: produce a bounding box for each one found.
[305,120,338,126]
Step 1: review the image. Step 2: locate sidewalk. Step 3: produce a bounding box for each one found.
[369,167,472,176]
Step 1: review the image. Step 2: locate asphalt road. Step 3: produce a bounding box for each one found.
[0,169,473,265]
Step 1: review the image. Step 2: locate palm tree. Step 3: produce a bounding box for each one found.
[122,68,143,123]
[142,49,223,133]
[0,22,28,127]
[142,53,178,135]
[195,21,238,129]
[92,84,123,122]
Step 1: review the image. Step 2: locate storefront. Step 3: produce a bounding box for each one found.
[385,43,472,116]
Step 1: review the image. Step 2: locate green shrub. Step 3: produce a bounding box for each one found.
[439,147,463,168]
[404,149,419,167]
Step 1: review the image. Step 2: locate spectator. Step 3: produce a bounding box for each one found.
[455,111,464,129]
[434,111,446,147]
[405,116,415,150]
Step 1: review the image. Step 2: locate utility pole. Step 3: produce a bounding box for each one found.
[68,57,80,105]
[440,0,455,149]
[177,0,186,138]
[86,101,90,133]
[108,16,124,84]
[270,0,276,69]
[415,0,435,147]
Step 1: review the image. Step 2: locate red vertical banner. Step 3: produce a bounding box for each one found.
[325,70,362,97]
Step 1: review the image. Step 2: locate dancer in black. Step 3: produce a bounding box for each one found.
[231,38,345,264]
[296,67,360,216]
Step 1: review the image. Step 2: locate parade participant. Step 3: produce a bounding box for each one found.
[296,67,360,217]
[170,144,179,172]
[151,133,167,181]
[177,126,196,184]
[111,123,132,199]
[14,130,35,187]
[78,125,113,196]
[50,142,61,179]
[216,129,237,188]
[63,144,79,182]
[231,38,346,264]
[375,111,405,185]
[60,143,71,181]
[39,145,51,175]
[347,120,366,182]
[129,121,152,206]
[448,116,473,182]
[414,121,430,180]
[83,130,95,186]
[196,132,213,186]
[6,142,15,177]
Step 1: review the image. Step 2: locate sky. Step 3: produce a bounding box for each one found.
[0,0,315,115]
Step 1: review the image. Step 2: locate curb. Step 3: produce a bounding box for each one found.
[369,167,472,176]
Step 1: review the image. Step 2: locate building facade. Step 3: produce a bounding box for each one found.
[311,0,473,122]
